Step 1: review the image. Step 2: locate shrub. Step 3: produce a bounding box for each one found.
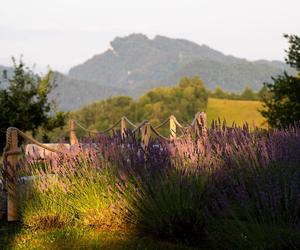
[119,168,209,244]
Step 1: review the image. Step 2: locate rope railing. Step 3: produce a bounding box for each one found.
[172,116,184,128]
[70,112,207,144]
[153,116,185,130]
[72,116,188,135]
[73,119,122,134]
[132,120,149,133]
[3,127,60,162]
[122,116,137,129]
[154,117,170,130]
[150,125,171,142]
[17,129,61,154]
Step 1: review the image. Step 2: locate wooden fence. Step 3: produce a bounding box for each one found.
[1,112,207,222]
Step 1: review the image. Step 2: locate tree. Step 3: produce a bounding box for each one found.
[260,34,300,128]
[211,87,229,99]
[0,58,66,151]
[240,87,257,100]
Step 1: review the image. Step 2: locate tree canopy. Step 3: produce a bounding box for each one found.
[260,34,300,128]
[0,58,66,150]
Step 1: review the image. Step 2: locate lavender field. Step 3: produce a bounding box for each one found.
[1,122,299,249]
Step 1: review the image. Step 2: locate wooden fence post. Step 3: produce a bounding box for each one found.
[121,117,127,140]
[195,112,207,137]
[200,112,207,137]
[140,121,151,150]
[170,115,176,139]
[70,120,78,145]
[196,112,201,128]
[6,128,19,221]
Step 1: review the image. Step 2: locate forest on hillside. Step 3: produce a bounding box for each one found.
[40,76,264,141]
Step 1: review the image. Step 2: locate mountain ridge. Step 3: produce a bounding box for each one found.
[0,33,294,110]
[68,33,292,93]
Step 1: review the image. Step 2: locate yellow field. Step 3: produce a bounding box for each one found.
[207,98,266,128]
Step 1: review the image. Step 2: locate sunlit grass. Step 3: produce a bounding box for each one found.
[207,98,266,128]
[0,223,195,250]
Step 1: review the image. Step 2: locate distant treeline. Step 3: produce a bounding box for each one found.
[209,86,266,100]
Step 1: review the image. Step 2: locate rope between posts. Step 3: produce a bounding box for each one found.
[122,117,138,129]
[16,129,61,153]
[2,127,60,162]
[150,125,171,142]
[74,119,121,134]
[154,117,170,130]
[172,116,184,128]
[132,120,149,133]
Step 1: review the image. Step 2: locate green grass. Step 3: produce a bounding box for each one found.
[0,222,197,250]
[207,98,266,128]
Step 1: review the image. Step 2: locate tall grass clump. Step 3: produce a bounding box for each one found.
[18,145,127,231]
[118,165,209,244]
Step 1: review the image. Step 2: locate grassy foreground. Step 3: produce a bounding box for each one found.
[0,222,195,250]
[207,98,266,128]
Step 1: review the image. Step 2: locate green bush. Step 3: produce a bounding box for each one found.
[120,168,209,244]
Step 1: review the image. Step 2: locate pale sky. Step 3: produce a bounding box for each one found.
[0,0,299,73]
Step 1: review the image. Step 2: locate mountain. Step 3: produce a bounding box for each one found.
[0,66,127,110]
[50,72,127,111]
[0,34,295,111]
[68,34,293,95]
[166,59,289,92]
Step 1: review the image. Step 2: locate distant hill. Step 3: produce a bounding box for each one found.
[0,34,294,110]
[69,34,293,95]
[50,72,127,111]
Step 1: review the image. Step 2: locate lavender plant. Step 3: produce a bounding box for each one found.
[15,122,300,249]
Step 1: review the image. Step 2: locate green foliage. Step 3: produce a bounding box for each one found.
[71,76,208,136]
[138,76,208,123]
[210,86,261,100]
[121,169,208,244]
[209,87,229,99]
[240,87,257,100]
[72,96,136,137]
[261,34,300,127]
[18,156,126,232]
[0,225,193,250]
[0,58,66,149]
[284,34,300,70]
[19,184,71,230]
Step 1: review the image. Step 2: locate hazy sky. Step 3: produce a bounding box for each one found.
[0,0,299,73]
